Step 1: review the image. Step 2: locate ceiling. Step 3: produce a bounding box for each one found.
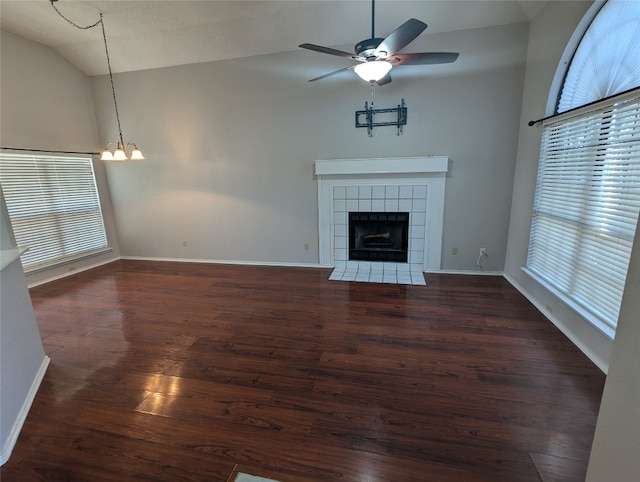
[0,0,550,76]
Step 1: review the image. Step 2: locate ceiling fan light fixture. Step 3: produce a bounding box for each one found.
[354,61,392,82]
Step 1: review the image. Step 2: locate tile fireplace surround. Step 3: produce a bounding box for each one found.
[315,157,448,285]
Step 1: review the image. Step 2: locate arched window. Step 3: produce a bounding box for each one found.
[557,0,640,113]
[526,0,640,339]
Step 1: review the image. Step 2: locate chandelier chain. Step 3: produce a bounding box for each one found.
[50,0,101,30]
[100,16,125,146]
[49,1,124,147]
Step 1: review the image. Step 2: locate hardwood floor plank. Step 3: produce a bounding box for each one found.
[1,261,605,481]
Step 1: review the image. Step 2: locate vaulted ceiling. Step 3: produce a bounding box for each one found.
[0,1,550,76]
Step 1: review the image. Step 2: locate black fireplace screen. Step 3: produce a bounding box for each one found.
[348,212,409,262]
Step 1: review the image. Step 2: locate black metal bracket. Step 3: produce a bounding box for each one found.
[355,98,407,137]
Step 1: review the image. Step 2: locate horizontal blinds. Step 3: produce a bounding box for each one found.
[0,153,108,272]
[527,92,640,330]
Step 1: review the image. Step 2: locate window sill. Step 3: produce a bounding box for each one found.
[522,267,616,340]
[23,247,113,275]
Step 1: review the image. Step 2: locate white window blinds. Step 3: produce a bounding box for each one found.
[557,0,640,113]
[0,153,108,272]
[527,90,640,335]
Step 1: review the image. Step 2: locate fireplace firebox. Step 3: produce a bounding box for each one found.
[349,212,409,262]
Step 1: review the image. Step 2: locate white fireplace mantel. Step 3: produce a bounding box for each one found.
[315,156,449,272]
[315,156,449,176]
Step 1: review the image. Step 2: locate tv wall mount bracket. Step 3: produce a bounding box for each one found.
[355,98,407,137]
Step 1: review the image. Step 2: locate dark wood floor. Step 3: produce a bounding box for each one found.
[2,260,605,481]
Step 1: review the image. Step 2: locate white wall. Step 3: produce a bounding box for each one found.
[502,1,614,371]
[91,23,529,271]
[0,30,120,285]
[586,210,640,480]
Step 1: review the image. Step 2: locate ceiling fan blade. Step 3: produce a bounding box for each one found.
[299,43,355,59]
[390,52,459,66]
[308,65,356,82]
[374,18,427,57]
[376,73,392,86]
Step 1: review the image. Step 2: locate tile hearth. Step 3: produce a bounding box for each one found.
[329,262,426,285]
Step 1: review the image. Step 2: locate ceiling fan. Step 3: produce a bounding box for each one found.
[299,0,459,85]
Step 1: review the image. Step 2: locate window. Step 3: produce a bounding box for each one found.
[557,0,640,114]
[0,153,109,272]
[527,0,640,338]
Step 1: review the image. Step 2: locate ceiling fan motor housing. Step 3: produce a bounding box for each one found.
[355,38,385,58]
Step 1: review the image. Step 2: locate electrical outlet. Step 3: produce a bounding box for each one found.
[480,247,487,256]
[304,243,309,251]
[452,247,458,255]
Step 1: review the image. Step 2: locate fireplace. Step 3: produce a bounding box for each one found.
[349,212,409,262]
[315,156,448,284]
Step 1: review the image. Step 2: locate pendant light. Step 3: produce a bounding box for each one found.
[50,1,144,162]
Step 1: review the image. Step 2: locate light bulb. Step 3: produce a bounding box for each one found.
[113,144,127,161]
[130,148,145,160]
[354,61,392,82]
[100,149,114,161]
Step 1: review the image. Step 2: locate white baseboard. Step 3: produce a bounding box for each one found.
[0,356,50,466]
[503,273,608,374]
[426,269,504,276]
[118,256,326,269]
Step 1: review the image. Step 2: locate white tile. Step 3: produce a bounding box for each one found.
[410,272,427,285]
[372,186,386,199]
[334,186,346,200]
[342,270,357,281]
[398,278,413,285]
[399,199,413,212]
[412,198,427,212]
[385,198,399,211]
[383,275,397,283]
[355,272,370,282]
[346,186,359,199]
[335,248,347,261]
[410,224,425,238]
[369,274,383,282]
[411,212,426,226]
[372,199,385,211]
[347,199,359,211]
[397,263,411,273]
[359,199,372,211]
[358,261,372,270]
[334,236,347,250]
[358,185,372,200]
[410,262,423,272]
[410,250,424,263]
[385,185,399,199]
[413,185,427,199]
[329,269,345,280]
[346,260,359,269]
[334,260,346,268]
[371,262,385,271]
[334,199,346,212]
[399,185,413,199]
[383,263,397,274]
[409,238,425,252]
[334,224,347,237]
[334,211,347,226]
